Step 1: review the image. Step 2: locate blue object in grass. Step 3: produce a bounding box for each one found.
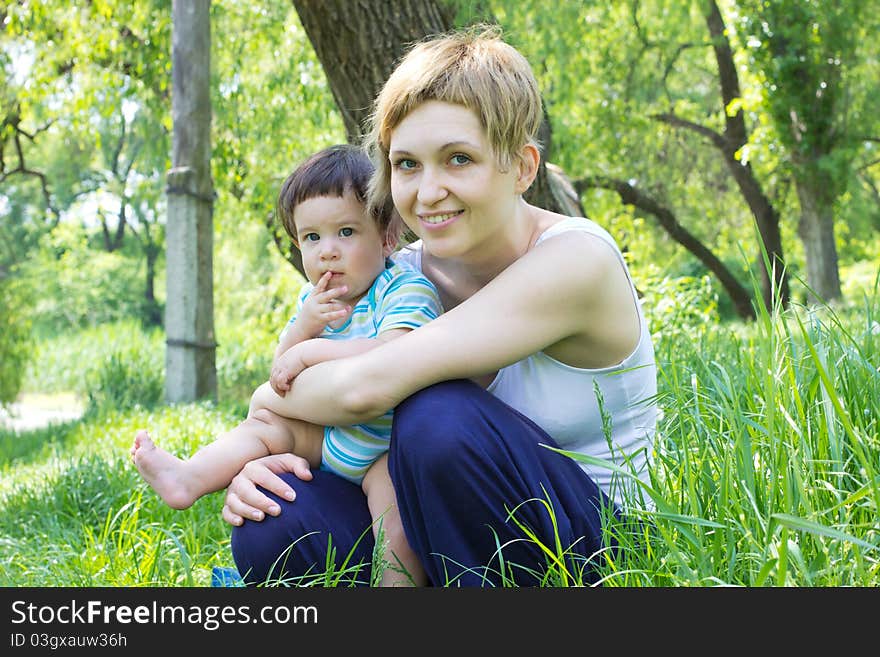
[211,566,245,587]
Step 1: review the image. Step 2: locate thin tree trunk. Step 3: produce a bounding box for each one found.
[165,0,217,401]
[144,241,162,327]
[796,180,842,304]
[98,202,127,252]
[703,0,789,309]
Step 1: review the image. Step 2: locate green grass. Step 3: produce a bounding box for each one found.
[0,405,239,586]
[2,282,879,586]
[595,286,880,586]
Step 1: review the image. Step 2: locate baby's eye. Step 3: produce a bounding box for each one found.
[450,153,471,166]
[302,233,319,242]
[339,227,354,237]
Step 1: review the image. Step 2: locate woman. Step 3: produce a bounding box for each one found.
[223,26,658,587]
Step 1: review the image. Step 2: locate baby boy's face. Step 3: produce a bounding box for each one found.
[294,191,391,306]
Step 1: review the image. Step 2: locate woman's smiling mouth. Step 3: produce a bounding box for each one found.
[419,210,463,227]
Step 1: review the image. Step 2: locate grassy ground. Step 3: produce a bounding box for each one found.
[2,288,878,586]
[0,403,238,586]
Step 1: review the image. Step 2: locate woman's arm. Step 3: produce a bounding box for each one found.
[278,330,411,377]
[269,330,409,397]
[266,232,637,425]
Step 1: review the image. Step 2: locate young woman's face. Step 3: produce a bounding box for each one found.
[388,100,520,260]
[294,192,391,304]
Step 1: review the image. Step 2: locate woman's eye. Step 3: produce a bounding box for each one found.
[394,158,417,170]
[340,227,354,237]
[450,153,471,166]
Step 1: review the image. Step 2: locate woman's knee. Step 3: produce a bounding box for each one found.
[391,379,495,470]
[231,471,375,585]
[230,472,321,570]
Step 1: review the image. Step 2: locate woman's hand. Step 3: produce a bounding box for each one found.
[222,453,313,526]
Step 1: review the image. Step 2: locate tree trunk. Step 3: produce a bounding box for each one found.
[291,0,455,144]
[737,0,850,307]
[165,0,217,402]
[144,241,162,328]
[795,180,842,304]
[98,202,127,252]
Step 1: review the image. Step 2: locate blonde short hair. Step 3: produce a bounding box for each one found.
[364,25,543,217]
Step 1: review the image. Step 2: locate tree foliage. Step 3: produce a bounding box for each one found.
[485,0,878,312]
[1,0,878,405]
[733,0,880,302]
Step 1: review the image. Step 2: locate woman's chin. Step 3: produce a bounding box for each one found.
[420,235,467,259]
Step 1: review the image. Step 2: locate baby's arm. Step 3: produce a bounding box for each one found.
[273,271,352,368]
[269,268,442,408]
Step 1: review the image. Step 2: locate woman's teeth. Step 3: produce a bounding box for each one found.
[422,212,458,225]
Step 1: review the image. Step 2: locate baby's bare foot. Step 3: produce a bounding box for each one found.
[131,430,198,510]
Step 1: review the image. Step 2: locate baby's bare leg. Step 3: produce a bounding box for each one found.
[132,403,323,510]
[362,454,427,587]
[271,412,324,469]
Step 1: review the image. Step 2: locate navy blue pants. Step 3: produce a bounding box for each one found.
[231,380,617,587]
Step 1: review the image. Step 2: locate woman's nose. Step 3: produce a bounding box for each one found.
[416,168,448,206]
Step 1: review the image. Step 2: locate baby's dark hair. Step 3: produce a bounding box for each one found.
[276,144,400,244]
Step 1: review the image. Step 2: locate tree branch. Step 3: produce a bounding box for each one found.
[1,122,60,224]
[109,114,126,177]
[652,112,729,151]
[14,120,55,142]
[857,157,880,172]
[575,174,756,319]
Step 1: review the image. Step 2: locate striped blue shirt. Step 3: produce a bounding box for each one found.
[283,259,443,484]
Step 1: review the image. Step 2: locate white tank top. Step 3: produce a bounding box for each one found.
[394,218,658,508]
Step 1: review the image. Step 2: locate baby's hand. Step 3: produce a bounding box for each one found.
[294,271,351,338]
[270,348,307,396]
